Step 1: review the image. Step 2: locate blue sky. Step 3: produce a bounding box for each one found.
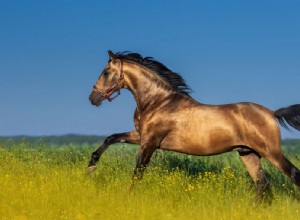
[0,0,299,138]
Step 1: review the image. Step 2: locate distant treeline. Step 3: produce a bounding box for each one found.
[0,135,300,148]
[0,134,106,147]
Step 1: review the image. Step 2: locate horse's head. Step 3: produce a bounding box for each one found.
[89,50,124,106]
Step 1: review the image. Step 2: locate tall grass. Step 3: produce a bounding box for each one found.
[0,143,300,219]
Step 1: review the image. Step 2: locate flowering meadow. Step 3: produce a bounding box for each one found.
[0,141,300,220]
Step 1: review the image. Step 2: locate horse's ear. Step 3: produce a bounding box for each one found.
[108,50,116,62]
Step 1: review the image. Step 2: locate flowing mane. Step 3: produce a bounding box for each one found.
[112,52,192,96]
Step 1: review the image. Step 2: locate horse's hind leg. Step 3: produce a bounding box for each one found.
[239,150,269,197]
[266,153,300,189]
[87,130,140,174]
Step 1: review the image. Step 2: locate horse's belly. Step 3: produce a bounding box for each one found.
[160,128,239,156]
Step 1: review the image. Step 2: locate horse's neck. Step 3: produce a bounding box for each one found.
[124,64,175,112]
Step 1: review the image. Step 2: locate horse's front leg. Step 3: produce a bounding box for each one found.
[131,144,157,187]
[87,130,140,174]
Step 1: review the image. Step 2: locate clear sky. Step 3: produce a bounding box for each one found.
[0,0,299,138]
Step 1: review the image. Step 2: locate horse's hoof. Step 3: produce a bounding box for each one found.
[87,165,97,174]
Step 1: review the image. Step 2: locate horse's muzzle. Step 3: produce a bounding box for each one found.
[89,92,103,106]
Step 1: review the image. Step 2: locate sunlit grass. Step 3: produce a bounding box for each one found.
[0,143,300,219]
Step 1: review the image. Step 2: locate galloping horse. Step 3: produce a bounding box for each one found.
[88,51,300,195]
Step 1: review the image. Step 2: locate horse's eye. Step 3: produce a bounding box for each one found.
[103,72,109,78]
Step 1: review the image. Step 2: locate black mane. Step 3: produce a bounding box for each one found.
[112,52,192,96]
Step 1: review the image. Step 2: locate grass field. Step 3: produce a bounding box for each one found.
[1,140,300,220]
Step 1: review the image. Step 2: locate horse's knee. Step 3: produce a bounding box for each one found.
[291,167,300,186]
[104,136,112,144]
[104,134,118,144]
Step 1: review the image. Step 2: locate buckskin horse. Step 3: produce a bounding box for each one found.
[88,50,300,196]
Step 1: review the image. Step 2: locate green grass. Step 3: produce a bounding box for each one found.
[0,142,300,219]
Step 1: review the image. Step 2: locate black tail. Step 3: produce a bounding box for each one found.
[274,104,300,131]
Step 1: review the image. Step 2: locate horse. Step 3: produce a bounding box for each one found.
[88,50,300,196]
